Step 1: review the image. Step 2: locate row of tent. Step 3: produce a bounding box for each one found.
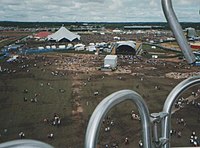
[36,43,109,52]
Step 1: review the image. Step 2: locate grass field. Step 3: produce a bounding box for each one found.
[0,53,200,148]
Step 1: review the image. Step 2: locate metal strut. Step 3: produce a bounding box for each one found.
[150,112,168,147]
[84,90,152,148]
[161,0,196,64]
[161,76,200,148]
[0,139,53,148]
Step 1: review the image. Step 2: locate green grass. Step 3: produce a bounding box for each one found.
[0,38,20,49]
[142,43,180,54]
[142,44,167,53]
[0,61,75,147]
[197,30,200,36]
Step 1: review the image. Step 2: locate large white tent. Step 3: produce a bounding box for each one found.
[48,26,80,42]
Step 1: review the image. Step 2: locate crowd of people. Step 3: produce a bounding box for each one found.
[0,51,200,147]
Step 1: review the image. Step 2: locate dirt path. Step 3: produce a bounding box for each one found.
[71,74,84,118]
[172,94,200,114]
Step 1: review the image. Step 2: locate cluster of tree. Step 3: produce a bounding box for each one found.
[0,21,199,30]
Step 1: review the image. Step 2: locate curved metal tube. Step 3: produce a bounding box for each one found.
[161,0,196,64]
[162,76,200,148]
[85,89,152,148]
[0,139,54,148]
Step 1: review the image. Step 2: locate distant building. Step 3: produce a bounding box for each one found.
[124,26,164,30]
[124,26,152,30]
[185,27,197,38]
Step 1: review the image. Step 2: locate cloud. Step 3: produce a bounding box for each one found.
[108,0,123,10]
[174,0,199,5]
[149,0,159,7]
[0,0,199,22]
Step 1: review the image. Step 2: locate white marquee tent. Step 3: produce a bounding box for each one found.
[48,26,80,42]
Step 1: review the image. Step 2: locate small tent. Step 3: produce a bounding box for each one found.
[34,31,51,39]
[48,26,80,42]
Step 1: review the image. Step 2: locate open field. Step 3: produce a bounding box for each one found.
[0,53,200,147]
[0,31,33,48]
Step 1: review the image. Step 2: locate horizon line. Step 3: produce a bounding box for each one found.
[0,21,200,23]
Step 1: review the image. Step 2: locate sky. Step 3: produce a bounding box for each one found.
[0,0,199,22]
